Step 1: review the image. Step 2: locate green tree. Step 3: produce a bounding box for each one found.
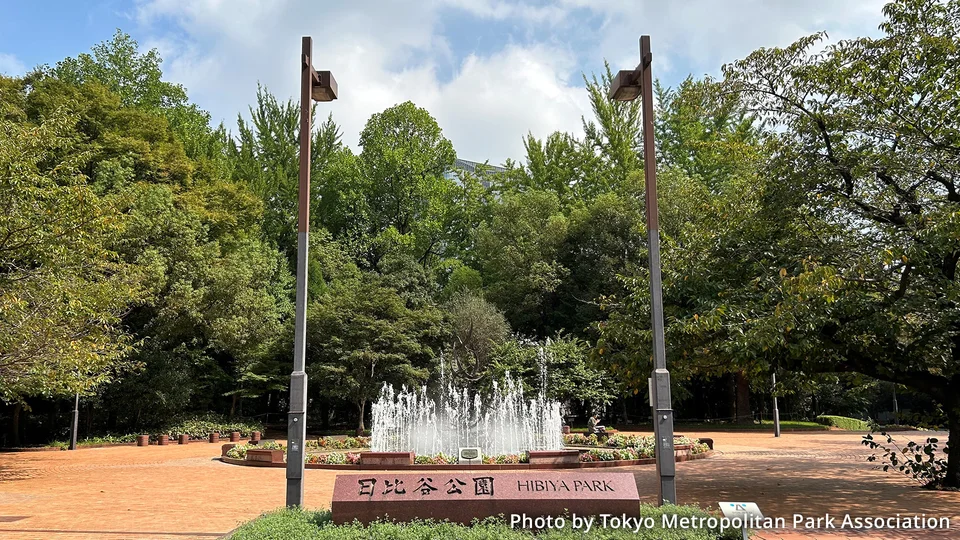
[444,289,511,386]
[306,270,446,431]
[357,101,457,268]
[486,335,616,412]
[476,190,569,335]
[715,0,960,486]
[0,78,144,407]
[52,29,188,110]
[655,76,761,187]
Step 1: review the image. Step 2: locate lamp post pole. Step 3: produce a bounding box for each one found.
[772,372,781,437]
[286,36,337,508]
[609,35,676,505]
[69,392,79,450]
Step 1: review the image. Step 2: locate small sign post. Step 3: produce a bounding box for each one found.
[719,501,764,540]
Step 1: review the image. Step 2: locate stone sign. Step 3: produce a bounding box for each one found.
[331,472,640,524]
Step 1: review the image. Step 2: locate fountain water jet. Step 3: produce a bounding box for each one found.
[370,348,563,456]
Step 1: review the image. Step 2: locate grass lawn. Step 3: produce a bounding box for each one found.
[679,420,827,431]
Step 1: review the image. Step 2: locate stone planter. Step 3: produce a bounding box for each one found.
[136,435,149,447]
[178,434,190,445]
[246,448,284,463]
[229,431,240,442]
[221,443,237,456]
[157,435,169,446]
[250,431,261,444]
[209,432,220,443]
[528,449,580,465]
[359,452,414,467]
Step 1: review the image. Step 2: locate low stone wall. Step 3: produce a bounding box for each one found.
[220,449,715,470]
[528,449,580,465]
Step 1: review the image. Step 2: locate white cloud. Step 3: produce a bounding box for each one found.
[134,0,888,164]
[560,0,888,79]
[0,53,26,76]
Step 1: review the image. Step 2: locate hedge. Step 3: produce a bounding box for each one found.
[815,415,871,431]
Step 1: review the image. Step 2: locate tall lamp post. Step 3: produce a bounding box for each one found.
[609,35,677,505]
[286,35,338,508]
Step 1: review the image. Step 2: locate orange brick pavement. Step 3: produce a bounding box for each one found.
[0,430,956,539]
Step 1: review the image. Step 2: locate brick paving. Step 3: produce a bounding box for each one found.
[0,430,957,539]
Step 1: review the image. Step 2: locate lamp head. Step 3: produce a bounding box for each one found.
[608,70,642,101]
[312,70,338,101]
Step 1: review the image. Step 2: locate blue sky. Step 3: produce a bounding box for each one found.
[0,0,888,163]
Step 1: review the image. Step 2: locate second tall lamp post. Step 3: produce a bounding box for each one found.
[286,35,338,508]
[609,35,677,506]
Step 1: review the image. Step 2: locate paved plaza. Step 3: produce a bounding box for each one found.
[0,430,957,539]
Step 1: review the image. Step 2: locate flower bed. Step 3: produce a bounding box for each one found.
[482,453,529,464]
[580,447,649,462]
[306,436,370,450]
[226,441,284,459]
[306,452,361,465]
[563,433,707,451]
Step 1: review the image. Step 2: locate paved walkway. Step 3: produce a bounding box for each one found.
[0,430,956,539]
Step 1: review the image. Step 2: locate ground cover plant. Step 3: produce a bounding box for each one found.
[228,507,744,540]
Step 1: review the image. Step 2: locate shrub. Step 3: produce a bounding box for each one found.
[690,442,710,455]
[861,431,948,489]
[227,441,284,460]
[48,433,139,449]
[229,506,743,539]
[563,433,605,446]
[816,415,871,431]
[167,414,263,438]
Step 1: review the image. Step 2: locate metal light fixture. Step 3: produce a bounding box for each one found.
[608,69,642,101]
[311,70,338,102]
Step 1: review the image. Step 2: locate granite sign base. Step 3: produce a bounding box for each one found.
[331,472,640,524]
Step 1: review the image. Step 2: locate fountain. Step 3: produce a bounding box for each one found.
[370,348,563,457]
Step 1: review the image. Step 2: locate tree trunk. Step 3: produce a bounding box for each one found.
[736,371,752,424]
[229,394,238,418]
[356,400,366,432]
[320,399,330,430]
[11,403,21,447]
[85,402,92,438]
[726,373,737,421]
[946,406,960,488]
